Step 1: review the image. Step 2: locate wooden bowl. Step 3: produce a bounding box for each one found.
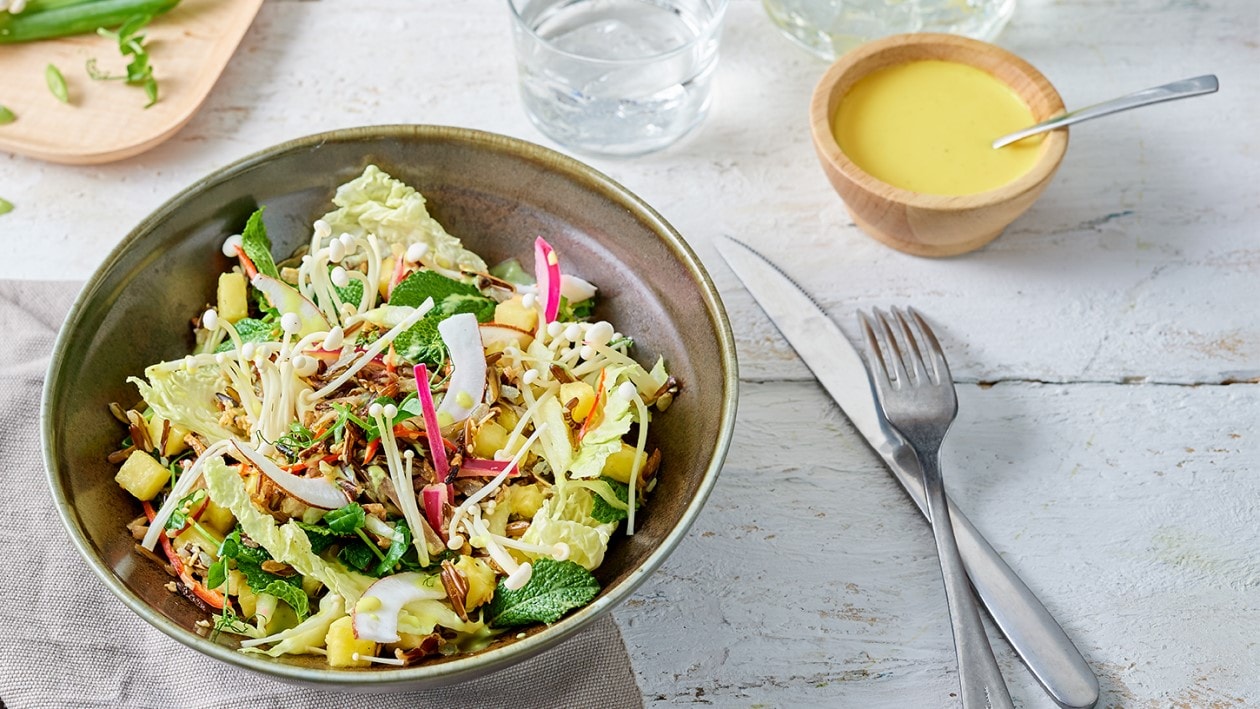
[809,33,1068,257]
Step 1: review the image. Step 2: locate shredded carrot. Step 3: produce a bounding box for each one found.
[578,368,608,441]
[232,244,258,279]
[143,501,226,609]
[363,438,380,464]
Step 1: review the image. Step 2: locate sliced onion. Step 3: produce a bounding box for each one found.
[351,572,446,643]
[251,274,330,337]
[436,313,486,425]
[231,440,349,510]
[534,236,561,323]
[479,323,534,353]
[560,274,597,303]
[455,457,516,478]
[414,364,449,481]
[421,483,450,538]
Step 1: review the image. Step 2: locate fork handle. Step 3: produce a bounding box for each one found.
[920,449,1015,709]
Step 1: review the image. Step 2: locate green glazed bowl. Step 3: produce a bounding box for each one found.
[42,126,738,688]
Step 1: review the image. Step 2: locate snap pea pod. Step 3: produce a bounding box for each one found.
[0,0,178,43]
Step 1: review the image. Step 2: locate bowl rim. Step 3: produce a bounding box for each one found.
[809,32,1069,211]
[41,124,739,687]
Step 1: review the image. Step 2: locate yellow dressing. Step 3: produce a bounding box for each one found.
[833,60,1044,196]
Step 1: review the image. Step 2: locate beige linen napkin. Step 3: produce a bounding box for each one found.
[0,281,643,709]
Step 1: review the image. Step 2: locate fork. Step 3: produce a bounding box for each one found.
[859,307,1014,709]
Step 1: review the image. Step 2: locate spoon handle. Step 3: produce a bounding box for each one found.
[992,74,1219,148]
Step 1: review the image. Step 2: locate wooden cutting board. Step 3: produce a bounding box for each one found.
[0,0,263,164]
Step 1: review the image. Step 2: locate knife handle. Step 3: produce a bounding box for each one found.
[887,445,1100,709]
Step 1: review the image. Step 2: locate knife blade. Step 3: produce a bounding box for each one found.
[715,235,1099,709]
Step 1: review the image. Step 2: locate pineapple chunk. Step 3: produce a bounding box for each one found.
[507,483,545,520]
[472,422,508,459]
[455,556,497,610]
[326,616,377,668]
[216,272,249,324]
[602,444,647,485]
[115,450,171,501]
[559,381,596,422]
[201,500,235,537]
[235,576,259,619]
[494,296,539,332]
[145,416,189,458]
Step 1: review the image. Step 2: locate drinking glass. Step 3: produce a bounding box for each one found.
[508,0,728,157]
[762,0,1016,61]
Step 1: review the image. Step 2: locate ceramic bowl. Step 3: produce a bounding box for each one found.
[41,125,738,688]
[810,33,1068,257]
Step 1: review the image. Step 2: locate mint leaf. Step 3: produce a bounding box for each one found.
[256,578,309,619]
[331,266,363,308]
[388,270,495,366]
[325,503,366,535]
[485,558,600,628]
[590,478,641,525]
[240,208,279,279]
[392,313,447,368]
[389,270,479,309]
[443,292,496,323]
[215,317,277,352]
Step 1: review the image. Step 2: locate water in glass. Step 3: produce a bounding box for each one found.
[510,0,725,157]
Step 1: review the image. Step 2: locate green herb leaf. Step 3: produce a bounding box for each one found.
[240,208,280,279]
[217,528,309,619]
[206,557,228,590]
[557,296,595,323]
[391,313,446,368]
[485,558,600,628]
[0,198,12,216]
[164,489,207,531]
[324,503,366,535]
[91,14,160,107]
[293,521,340,554]
[337,541,379,575]
[388,270,478,309]
[0,105,15,124]
[214,317,277,352]
[45,63,69,103]
[373,519,410,577]
[255,578,309,619]
[590,478,641,524]
[443,292,497,322]
[331,266,363,308]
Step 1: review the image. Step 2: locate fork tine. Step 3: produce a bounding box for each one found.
[857,310,893,391]
[891,307,930,385]
[873,308,910,388]
[907,306,953,385]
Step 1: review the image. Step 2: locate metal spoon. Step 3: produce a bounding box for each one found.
[992,74,1219,149]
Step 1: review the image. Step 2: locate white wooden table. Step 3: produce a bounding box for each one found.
[4,0,1259,706]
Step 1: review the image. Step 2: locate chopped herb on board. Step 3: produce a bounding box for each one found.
[45,63,69,103]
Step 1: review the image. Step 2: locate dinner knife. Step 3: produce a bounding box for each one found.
[714,235,1099,709]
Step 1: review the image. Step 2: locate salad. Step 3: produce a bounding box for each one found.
[109,165,678,667]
